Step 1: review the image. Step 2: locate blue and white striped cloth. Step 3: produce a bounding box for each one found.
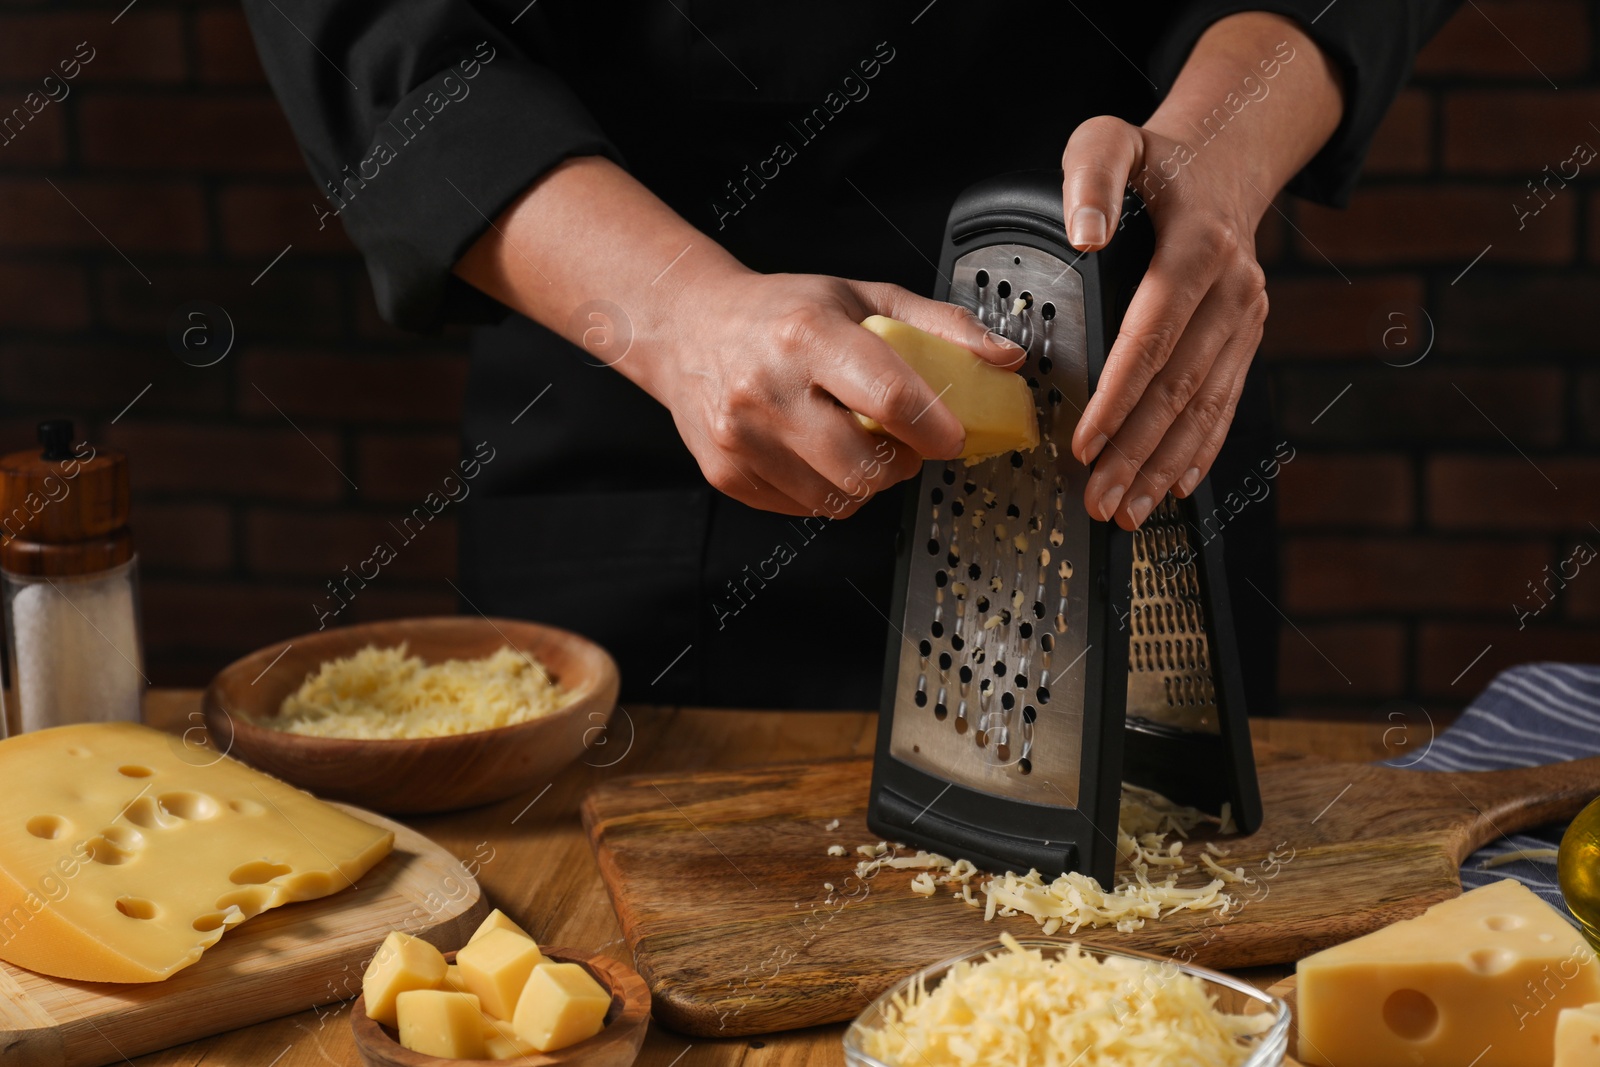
[1385,662,1600,918]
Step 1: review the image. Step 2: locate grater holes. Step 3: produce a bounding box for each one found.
[951,499,964,516]
[1019,757,1033,774]
[993,660,1007,676]
[964,479,978,495]
[935,702,948,721]
[1037,686,1051,704]
[1041,632,1054,652]
[939,652,952,670]
[931,620,944,637]
[926,538,939,555]
[951,633,965,651]
[1019,621,1033,639]
[1014,673,1028,687]
[1039,356,1053,374]
[968,563,981,580]
[1033,601,1046,619]
[942,468,956,485]
[947,550,960,568]
[1047,385,1064,407]
[934,571,947,588]
[997,279,1012,299]
[975,269,989,287]
[919,639,932,657]
[1022,705,1037,724]
[976,596,990,612]
[959,665,972,683]
[930,488,943,505]
[1017,290,1033,310]
[915,689,927,707]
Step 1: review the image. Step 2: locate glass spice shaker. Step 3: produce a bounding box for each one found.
[0,419,144,736]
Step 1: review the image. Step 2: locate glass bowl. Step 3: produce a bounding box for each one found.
[843,939,1289,1067]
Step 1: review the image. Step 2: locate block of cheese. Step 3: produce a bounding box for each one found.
[444,962,470,994]
[458,927,545,1020]
[396,989,488,1059]
[469,907,533,945]
[364,931,449,1027]
[1296,879,1600,1067]
[513,961,612,1052]
[483,1015,540,1061]
[1555,1002,1600,1066]
[857,315,1039,462]
[0,721,394,983]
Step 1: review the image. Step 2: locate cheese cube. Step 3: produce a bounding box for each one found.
[1556,1002,1600,1066]
[0,722,393,983]
[483,1014,541,1061]
[443,963,470,994]
[858,315,1039,462]
[469,907,534,945]
[512,961,611,1052]
[396,989,487,1059]
[363,931,448,1027]
[1296,879,1600,1067]
[457,927,544,1020]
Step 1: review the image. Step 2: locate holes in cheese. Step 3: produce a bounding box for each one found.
[229,860,293,885]
[0,721,394,983]
[856,315,1040,462]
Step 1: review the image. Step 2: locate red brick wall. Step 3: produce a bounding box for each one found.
[1,1,1595,711]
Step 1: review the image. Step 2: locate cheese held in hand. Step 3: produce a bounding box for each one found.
[857,315,1039,462]
[1296,879,1600,1067]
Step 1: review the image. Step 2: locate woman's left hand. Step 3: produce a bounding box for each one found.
[1060,115,1269,531]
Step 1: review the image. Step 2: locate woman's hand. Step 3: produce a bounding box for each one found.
[641,268,1025,518]
[1061,116,1268,531]
[1058,12,1344,530]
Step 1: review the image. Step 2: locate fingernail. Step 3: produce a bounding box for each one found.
[1126,494,1154,527]
[1070,206,1108,249]
[1177,467,1201,496]
[1082,434,1107,464]
[984,329,1024,352]
[1098,484,1126,521]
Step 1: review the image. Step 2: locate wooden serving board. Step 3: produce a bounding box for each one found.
[582,751,1600,1037]
[0,804,490,1067]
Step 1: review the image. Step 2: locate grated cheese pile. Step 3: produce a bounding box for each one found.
[843,786,1246,934]
[859,934,1270,1067]
[264,643,571,739]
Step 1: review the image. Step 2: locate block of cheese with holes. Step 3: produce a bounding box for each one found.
[1296,879,1600,1067]
[0,721,394,982]
[1555,1002,1600,1065]
[857,315,1039,462]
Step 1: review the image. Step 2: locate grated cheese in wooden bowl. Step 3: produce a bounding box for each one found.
[261,643,572,739]
[851,934,1277,1067]
[839,786,1244,934]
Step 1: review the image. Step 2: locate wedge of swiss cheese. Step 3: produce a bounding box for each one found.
[0,721,394,982]
[857,315,1039,462]
[1296,878,1600,1067]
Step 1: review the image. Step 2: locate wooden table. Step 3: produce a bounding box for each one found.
[134,691,1402,1067]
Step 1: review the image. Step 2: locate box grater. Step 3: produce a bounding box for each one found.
[867,171,1263,887]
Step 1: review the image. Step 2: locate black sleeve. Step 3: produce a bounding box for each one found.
[1149,1,1463,206]
[241,1,624,332]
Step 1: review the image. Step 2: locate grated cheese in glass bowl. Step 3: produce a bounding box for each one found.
[844,935,1288,1067]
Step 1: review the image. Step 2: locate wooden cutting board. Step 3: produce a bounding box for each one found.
[582,750,1600,1037]
[0,804,489,1067]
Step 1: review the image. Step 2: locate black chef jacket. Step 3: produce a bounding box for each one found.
[244,0,1458,710]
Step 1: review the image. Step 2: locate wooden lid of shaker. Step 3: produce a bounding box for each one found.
[0,420,133,576]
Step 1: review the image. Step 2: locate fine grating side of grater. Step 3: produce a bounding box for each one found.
[867,172,1262,887]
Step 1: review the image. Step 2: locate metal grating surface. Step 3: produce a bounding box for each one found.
[1126,496,1220,733]
[887,244,1093,807]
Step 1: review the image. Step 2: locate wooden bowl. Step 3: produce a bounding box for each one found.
[351,948,650,1067]
[202,616,620,814]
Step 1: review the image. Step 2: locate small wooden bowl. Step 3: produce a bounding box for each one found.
[351,948,650,1067]
[202,616,620,814]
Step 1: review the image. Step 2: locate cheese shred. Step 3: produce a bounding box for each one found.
[840,786,1241,934]
[859,934,1271,1067]
[264,643,571,739]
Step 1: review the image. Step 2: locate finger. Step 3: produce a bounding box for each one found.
[1111,355,1244,531]
[791,400,925,505]
[809,319,967,461]
[1081,280,1254,519]
[852,281,1027,369]
[1174,352,1253,501]
[1060,116,1144,252]
[1071,222,1247,466]
[672,411,813,515]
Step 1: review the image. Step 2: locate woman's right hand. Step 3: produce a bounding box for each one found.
[629,267,1024,518]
